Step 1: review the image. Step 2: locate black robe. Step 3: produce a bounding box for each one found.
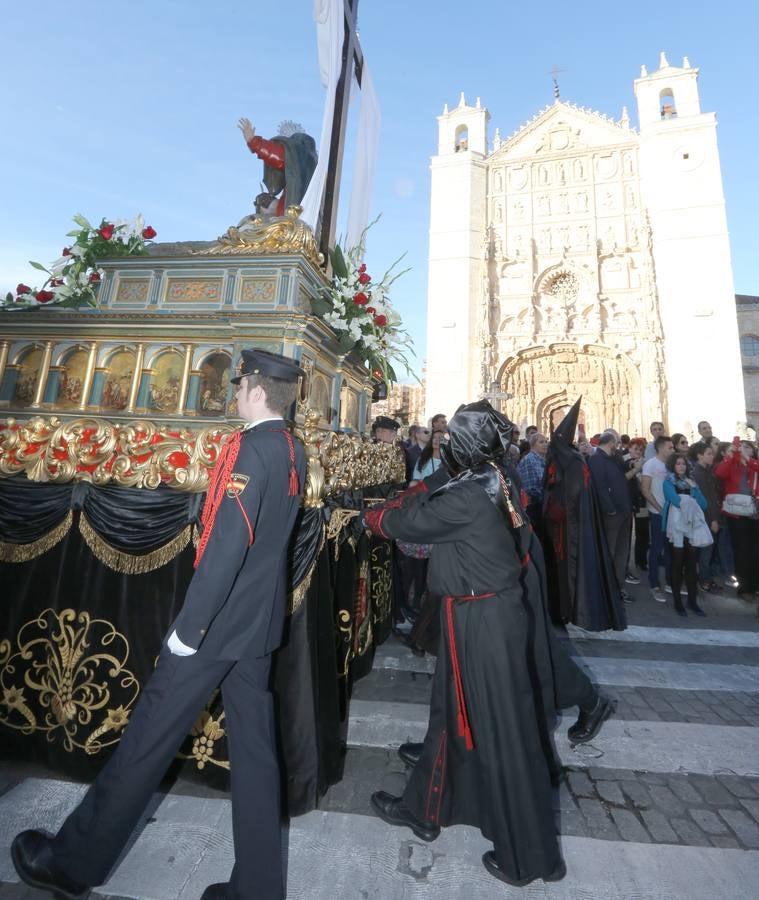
[367,467,595,883]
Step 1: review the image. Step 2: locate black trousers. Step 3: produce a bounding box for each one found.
[603,512,631,591]
[52,647,283,899]
[727,516,759,594]
[670,538,698,607]
[633,515,649,570]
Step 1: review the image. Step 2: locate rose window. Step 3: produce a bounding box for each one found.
[545,272,579,303]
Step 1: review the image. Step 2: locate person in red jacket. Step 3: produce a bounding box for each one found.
[714,438,759,598]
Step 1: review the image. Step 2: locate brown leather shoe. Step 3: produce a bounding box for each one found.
[11,830,90,899]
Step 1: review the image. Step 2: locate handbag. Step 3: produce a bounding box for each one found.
[722,493,757,517]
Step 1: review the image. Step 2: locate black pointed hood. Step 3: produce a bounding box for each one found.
[547,397,583,471]
[440,400,516,474]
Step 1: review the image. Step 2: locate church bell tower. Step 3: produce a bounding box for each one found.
[425,94,489,419]
[635,52,745,435]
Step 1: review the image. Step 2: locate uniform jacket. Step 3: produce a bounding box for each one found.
[172,421,306,659]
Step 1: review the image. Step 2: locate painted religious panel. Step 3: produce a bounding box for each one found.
[102,350,135,412]
[308,372,332,422]
[56,349,88,409]
[12,348,42,407]
[198,353,231,416]
[148,351,183,412]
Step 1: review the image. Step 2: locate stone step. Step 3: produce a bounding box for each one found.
[566,623,759,648]
[1,780,758,899]
[346,699,759,776]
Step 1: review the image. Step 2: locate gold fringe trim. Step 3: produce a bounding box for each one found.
[288,523,325,615]
[0,510,73,563]
[79,515,193,575]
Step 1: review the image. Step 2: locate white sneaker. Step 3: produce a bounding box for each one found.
[664,584,673,594]
[652,588,668,603]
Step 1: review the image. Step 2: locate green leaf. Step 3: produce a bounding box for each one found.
[5,292,13,303]
[329,244,349,280]
[29,260,51,273]
[72,213,91,229]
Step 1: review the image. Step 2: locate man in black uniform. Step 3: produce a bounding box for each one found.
[365,402,612,887]
[11,349,307,900]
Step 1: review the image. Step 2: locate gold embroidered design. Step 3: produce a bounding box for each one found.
[177,690,229,771]
[0,608,138,754]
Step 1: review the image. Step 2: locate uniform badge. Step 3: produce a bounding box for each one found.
[225,473,249,498]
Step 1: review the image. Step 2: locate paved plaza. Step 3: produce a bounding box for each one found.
[2,585,758,899]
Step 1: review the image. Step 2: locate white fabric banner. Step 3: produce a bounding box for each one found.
[346,62,380,251]
[301,0,342,231]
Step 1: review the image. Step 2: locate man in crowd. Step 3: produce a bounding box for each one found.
[372,415,400,444]
[697,420,714,443]
[525,425,538,439]
[641,433,674,601]
[589,432,633,602]
[644,421,665,460]
[11,349,307,900]
[690,440,721,591]
[517,431,549,534]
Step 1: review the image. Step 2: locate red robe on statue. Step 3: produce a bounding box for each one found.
[247,136,286,215]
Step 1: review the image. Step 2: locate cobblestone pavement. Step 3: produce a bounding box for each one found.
[1,580,758,898]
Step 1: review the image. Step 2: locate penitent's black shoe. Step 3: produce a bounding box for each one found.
[370,791,440,841]
[201,883,230,899]
[482,850,567,886]
[567,696,614,744]
[11,830,91,899]
[398,741,424,768]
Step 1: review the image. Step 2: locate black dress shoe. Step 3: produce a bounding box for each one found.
[201,883,230,899]
[482,850,567,886]
[567,695,614,744]
[687,601,706,617]
[370,791,440,841]
[398,741,423,768]
[11,830,90,899]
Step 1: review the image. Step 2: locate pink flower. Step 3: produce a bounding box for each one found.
[62,247,72,256]
[359,263,367,273]
[366,306,376,315]
[353,291,368,305]
[16,283,32,295]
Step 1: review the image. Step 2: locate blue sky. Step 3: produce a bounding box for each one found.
[2,1,757,380]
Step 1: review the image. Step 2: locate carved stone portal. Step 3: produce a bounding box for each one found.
[498,343,641,434]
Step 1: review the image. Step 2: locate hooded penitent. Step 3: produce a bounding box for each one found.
[543,398,626,631]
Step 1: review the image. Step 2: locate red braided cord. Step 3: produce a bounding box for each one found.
[194,432,242,569]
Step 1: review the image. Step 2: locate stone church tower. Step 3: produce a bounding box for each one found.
[425,54,746,437]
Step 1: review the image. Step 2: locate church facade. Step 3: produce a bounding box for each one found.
[425,53,746,437]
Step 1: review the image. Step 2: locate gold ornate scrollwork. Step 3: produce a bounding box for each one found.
[0,608,139,754]
[201,205,325,269]
[176,691,229,772]
[370,544,393,626]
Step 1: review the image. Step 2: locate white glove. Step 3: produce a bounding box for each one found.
[168,629,197,656]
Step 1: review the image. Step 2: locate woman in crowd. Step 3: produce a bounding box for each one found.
[688,441,721,591]
[627,438,649,573]
[663,453,710,617]
[715,439,759,599]
[411,430,443,482]
[671,434,690,464]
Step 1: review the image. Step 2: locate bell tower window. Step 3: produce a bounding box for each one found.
[660,88,677,119]
[455,125,469,152]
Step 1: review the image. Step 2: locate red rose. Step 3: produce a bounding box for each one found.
[358,272,371,284]
[359,263,366,273]
[142,225,157,239]
[89,272,101,283]
[98,224,114,241]
[353,291,368,305]
[366,306,376,315]
[374,314,387,327]
[62,247,72,256]
[36,290,55,303]
[16,283,32,295]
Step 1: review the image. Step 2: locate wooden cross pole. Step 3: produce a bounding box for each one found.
[318,0,364,265]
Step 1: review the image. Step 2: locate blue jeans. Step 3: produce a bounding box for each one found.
[647,513,670,589]
[698,543,718,582]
